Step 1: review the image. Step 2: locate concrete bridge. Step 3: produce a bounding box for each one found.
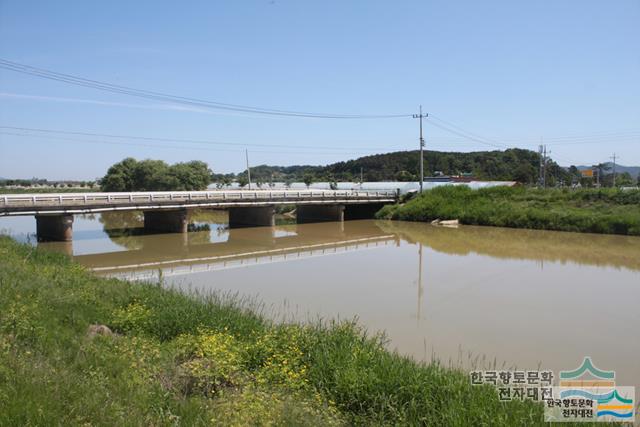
[0,189,397,241]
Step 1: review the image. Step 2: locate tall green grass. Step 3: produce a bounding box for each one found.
[377,186,640,235]
[0,236,545,425]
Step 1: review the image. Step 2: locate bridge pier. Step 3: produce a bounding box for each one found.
[35,214,74,242]
[143,209,188,234]
[297,204,345,224]
[229,206,275,228]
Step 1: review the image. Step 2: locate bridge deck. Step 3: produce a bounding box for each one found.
[0,189,397,216]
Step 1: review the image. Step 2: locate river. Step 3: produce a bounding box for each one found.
[2,210,639,388]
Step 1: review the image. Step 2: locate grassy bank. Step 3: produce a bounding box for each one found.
[377,186,640,235]
[0,236,543,425]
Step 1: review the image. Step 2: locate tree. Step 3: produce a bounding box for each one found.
[166,161,212,191]
[216,175,232,189]
[513,163,536,184]
[616,172,634,187]
[303,173,314,189]
[395,170,414,182]
[237,175,249,188]
[100,158,212,192]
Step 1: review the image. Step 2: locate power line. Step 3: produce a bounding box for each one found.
[0,125,393,152]
[0,124,604,167]
[428,115,611,166]
[426,118,507,149]
[0,58,412,119]
[0,124,507,151]
[427,114,640,150]
[0,131,387,156]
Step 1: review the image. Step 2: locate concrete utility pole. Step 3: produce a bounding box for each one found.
[245,149,252,190]
[538,144,547,188]
[413,106,427,192]
[543,144,548,188]
[611,153,617,187]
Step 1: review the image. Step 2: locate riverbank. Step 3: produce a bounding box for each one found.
[376,186,640,236]
[0,236,542,425]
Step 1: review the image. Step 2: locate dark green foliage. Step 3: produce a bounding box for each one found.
[378,186,640,235]
[100,158,212,192]
[302,173,314,188]
[237,148,570,184]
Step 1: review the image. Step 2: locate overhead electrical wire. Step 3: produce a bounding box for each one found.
[0,125,490,152]
[0,125,399,152]
[426,119,508,149]
[0,131,385,156]
[1,59,634,166]
[0,59,412,119]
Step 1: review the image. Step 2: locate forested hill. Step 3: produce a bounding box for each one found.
[238,148,569,185]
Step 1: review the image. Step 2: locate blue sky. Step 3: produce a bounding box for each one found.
[0,0,638,180]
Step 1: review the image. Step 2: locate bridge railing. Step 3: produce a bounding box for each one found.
[0,189,398,208]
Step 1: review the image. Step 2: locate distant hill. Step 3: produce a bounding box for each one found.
[575,163,640,179]
[230,148,570,185]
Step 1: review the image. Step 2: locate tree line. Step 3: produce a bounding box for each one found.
[227,148,572,186]
[96,151,638,192]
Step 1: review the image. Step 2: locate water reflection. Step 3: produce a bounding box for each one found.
[378,221,640,272]
[77,221,397,281]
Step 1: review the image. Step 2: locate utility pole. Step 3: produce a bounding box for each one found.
[537,140,551,188]
[245,149,252,190]
[413,106,427,192]
[538,143,545,188]
[360,167,363,185]
[611,153,617,187]
[543,144,548,188]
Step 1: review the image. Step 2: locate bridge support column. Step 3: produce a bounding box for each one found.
[35,214,74,242]
[229,206,275,228]
[297,204,345,224]
[143,209,188,234]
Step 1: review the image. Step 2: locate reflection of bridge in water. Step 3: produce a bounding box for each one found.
[74,221,399,281]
